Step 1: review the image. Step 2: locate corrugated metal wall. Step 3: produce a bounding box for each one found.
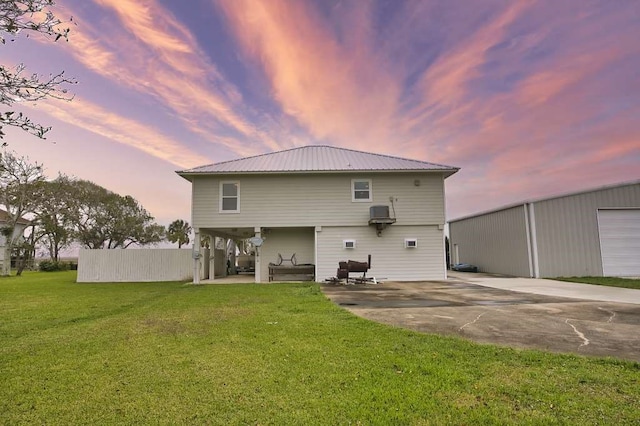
[77,249,195,282]
[317,225,445,281]
[534,183,640,277]
[449,205,531,276]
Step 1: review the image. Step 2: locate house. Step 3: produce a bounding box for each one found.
[0,209,30,269]
[177,145,459,283]
[449,180,640,278]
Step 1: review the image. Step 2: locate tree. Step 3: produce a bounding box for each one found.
[72,180,165,249]
[167,219,191,248]
[0,150,43,275]
[12,223,36,275]
[1,0,75,142]
[32,174,77,260]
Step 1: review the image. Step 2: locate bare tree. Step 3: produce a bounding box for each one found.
[0,0,75,142]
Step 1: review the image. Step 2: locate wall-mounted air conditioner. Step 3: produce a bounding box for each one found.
[368,205,397,225]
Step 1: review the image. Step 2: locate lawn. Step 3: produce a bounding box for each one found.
[1,272,639,425]
[554,276,640,290]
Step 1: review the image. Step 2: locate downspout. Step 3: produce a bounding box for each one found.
[442,174,448,280]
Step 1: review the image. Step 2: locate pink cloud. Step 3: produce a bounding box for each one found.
[50,0,283,157]
[215,0,402,151]
[31,97,210,168]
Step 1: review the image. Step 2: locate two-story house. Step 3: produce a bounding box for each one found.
[177,145,458,283]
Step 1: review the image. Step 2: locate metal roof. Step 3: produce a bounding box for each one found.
[178,145,459,178]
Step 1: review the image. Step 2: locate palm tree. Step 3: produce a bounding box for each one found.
[167,219,192,248]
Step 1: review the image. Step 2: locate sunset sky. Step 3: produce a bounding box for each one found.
[3,0,639,234]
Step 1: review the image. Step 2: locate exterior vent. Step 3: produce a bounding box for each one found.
[343,239,356,249]
[405,238,418,248]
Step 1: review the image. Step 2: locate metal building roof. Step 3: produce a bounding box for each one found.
[178,145,459,178]
[449,179,640,223]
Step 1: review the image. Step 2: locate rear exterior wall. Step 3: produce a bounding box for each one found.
[190,173,445,229]
[316,225,445,281]
[534,183,640,277]
[449,205,530,277]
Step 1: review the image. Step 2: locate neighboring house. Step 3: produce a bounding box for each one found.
[449,180,640,278]
[0,209,30,268]
[177,145,459,283]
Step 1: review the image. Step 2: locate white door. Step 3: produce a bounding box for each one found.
[597,209,640,277]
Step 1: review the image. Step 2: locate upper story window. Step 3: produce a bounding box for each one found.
[220,181,240,213]
[352,179,372,202]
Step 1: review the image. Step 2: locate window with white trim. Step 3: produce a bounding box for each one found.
[351,179,372,202]
[220,181,240,213]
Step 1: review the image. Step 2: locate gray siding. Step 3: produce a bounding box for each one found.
[534,183,640,277]
[191,173,445,229]
[449,206,530,277]
[317,225,445,281]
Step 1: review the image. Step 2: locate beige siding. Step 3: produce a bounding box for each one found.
[78,249,195,282]
[259,228,315,282]
[316,225,445,281]
[534,183,640,277]
[192,173,445,229]
[449,206,530,276]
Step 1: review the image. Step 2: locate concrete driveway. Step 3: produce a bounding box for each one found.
[321,274,640,362]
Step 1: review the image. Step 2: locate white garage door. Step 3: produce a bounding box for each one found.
[598,209,640,277]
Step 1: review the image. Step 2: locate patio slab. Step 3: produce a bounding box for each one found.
[322,278,640,361]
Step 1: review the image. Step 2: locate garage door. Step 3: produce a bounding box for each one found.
[598,209,640,277]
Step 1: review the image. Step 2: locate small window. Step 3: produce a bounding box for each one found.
[343,239,356,249]
[352,179,372,202]
[405,238,418,248]
[220,181,240,213]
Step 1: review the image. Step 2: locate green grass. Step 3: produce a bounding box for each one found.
[554,276,640,290]
[1,272,639,425]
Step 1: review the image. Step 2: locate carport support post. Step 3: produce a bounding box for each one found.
[193,228,201,284]
[254,227,261,283]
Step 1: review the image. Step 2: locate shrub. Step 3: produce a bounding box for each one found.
[39,260,70,272]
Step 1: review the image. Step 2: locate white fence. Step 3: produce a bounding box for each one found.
[77,249,195,283]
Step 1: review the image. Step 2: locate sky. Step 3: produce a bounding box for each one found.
[2,0,639,235]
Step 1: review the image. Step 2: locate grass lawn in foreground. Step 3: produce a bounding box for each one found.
[554,276,640,290]
[1,272,639,424]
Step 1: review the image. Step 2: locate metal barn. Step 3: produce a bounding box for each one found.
[449,181,640,278]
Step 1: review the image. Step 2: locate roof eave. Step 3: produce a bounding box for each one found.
[177,168,460,179]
